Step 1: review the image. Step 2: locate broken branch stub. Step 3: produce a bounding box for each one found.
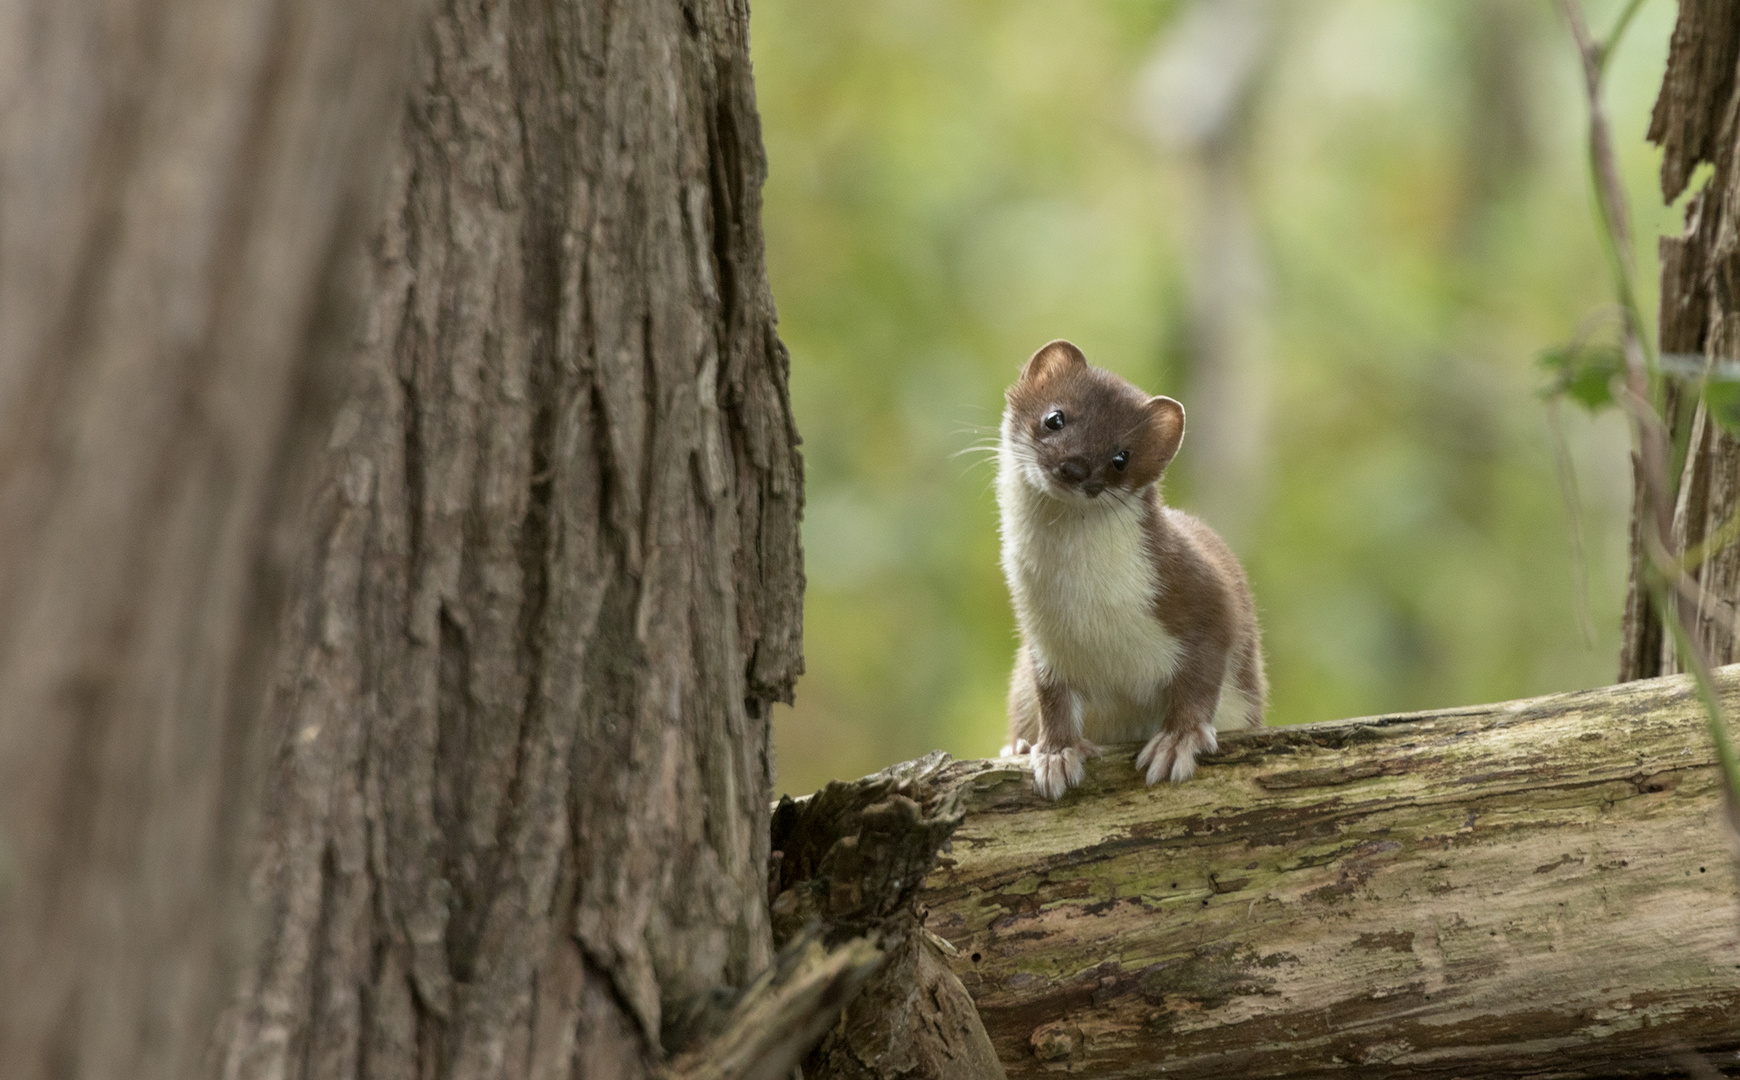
[770,753,1006,1079]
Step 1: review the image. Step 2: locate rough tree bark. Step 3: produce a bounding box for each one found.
[1621,0,1740,680]
[214,2,807,1079]
[773,670,1740,1080]
[0,1,427,1077]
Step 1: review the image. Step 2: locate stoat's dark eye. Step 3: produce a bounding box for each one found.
[1043,410,1065,431]
[1112,450,1130,471]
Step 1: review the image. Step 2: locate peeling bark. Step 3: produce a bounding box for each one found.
[1622,0,1740,680]
[768,754,1005,1080]
[216,1,804,1078]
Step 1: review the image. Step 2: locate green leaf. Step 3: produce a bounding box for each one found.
[1703,379,1740,436]
[1539,343,1622,412]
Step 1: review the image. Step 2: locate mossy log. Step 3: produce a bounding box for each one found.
[912,670,1740,1078]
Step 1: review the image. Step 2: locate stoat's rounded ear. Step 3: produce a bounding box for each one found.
[1147,395,1185,469]
[1018,339,1088,385]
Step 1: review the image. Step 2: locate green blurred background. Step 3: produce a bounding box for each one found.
[750,0,1679,798]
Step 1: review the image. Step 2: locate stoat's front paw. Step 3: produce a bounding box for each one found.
[999,737,1033,757]
[1030,738,1101,800]
[1137,724,1217,785]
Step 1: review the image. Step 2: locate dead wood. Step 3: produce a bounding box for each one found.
[784,670,1740,1079]
[769,754,1006,1080]
[668,935,883,1080]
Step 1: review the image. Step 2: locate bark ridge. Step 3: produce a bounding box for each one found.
[0,0,427,1075]
[1623,0,1740,679]
[218,1,804,1078]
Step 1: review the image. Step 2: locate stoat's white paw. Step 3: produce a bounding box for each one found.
[1137,724,1218,785]
[1030,739,1100,800]
[1031,749,1083,800]
[999,738,1033,757]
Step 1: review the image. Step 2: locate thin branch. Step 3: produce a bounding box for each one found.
[1667,502,1740,577]
[1544,399,1598,647]
[1562,1,1670,533]
[1597,0,1649,74]
[1665,559,1740,639]
[1611,381,1675,565]
[1562,0,1635,270]
[1561,0,1740,809]
[1563,0,1673,561]
[1654,580,1740,821]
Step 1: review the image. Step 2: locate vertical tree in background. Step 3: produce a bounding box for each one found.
[1137,0,1278,545]
[1621,4,1740,681]
[216,1,804,1078]
[0,2,426,1076]
[1455,0,1541,246]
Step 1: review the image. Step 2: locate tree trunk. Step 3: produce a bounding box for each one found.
[890,670,1739,1079]
[1137,0,1279,546]
[0,1,426,1076]
[214,2,805,1079]
[1621,0,1740,681]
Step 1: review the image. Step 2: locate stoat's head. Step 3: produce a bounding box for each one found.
[1002,339,1184,505]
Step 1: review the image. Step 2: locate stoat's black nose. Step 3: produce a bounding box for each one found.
[1056,459,1087,484]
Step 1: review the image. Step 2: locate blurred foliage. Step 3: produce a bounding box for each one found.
[750,0,1682,797]
[1541,341,1625,412]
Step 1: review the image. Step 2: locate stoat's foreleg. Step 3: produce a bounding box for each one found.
[1028,663,1100,799]
[1137,648,1227,785]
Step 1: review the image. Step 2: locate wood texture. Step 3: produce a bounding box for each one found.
[1646,0,1740,206]
[216,1,805,1078]
[669,935,884,1080]
[1623,0,1740,681]
[0,0,426,1076]
[768,756,1006,1080]
[918,670,1740,1078]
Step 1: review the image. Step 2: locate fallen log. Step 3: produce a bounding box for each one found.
[906,670,1740,1078]
[667,933,883,1080]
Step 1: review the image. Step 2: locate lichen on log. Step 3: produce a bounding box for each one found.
[915,670,1740,1078]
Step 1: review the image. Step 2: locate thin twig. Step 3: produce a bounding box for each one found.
[1565,0,1633,264]
[1544,399,1598,647]
[1666,563,1740,641]
[1560,0,1668,536]
[1656,581,1740,812]
[1667,502,1740,577]
[1560,0,1740,809]
[1597,0,1650,73]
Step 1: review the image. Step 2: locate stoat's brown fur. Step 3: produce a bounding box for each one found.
[997,340,1266,799]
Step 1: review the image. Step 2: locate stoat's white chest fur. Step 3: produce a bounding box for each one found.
[998,436,1182,742]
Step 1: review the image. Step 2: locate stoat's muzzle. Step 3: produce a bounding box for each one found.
[1053,456,1106,497]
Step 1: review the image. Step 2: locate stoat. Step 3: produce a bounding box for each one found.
[996,340,1266,799]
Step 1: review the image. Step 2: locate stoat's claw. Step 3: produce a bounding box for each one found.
[1137,724,1217,786]
[1030,745,1088,799]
